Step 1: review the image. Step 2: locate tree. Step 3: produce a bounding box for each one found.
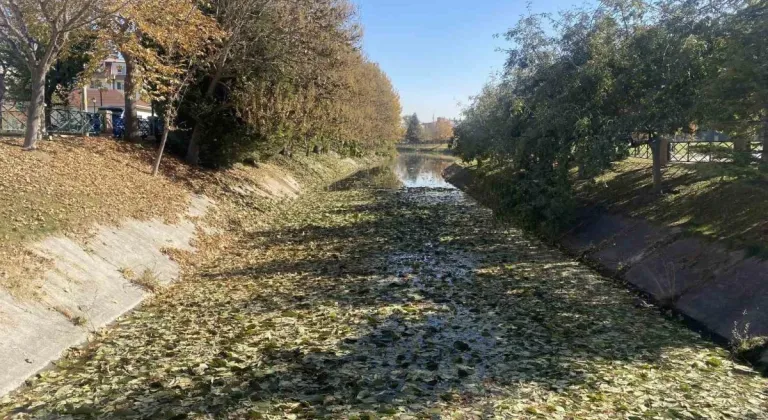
[0,42,27,131]
[700,0,768,165]
[616,1,713,191]
[44,34,97,108]
[182,0,274,164]
[98,0,212,142]
[334,54,402,154]
[0,0,126,149]
[0,45,8,130]
[101,10,141,140]
[173,0,401,167]
[435,117,453,141]
[421,121,435,142]
[177,0,365,166]
[453,0,768,232]
[405,113,423,143]
[2,32,99,131]
[129,0,220,175]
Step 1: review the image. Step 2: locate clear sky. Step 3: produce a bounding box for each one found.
[355,0,579,121]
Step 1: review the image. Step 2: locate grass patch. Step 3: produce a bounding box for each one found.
[130,269,161,293]
[328,165,402,191]
[118,267,136,279]
[732,333,768,372]
[51,305,87,327]
[576,158,768,254]
[396,143,453,155]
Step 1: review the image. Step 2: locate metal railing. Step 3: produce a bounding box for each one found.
[138,118,150,138]
[48,108,103,135]
[1,103,165,139]
[112,115,162,140]
[0,101,28,134]
[630,141,764,163]
[629,143,652,159]
[670,141,735,163]
[2,103,104,136]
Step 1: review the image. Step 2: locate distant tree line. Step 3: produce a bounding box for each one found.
[0,0,402,169]
[454,0,768,234]
[402,113,454,144]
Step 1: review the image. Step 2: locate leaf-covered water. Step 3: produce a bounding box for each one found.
[1,164,766,419]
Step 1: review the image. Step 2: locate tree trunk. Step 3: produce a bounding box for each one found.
[762,108,768,166]
[650,133,663,193]
[123,51,139,141]
[733,135,750,166]
[23,70,46,150]
[184,81,217,164]
[152,121,171,176]
[44,87,52,134]
[43,62,60,132]
[185,126,202,165]
[0,71,5,131]
[185,38,237,165]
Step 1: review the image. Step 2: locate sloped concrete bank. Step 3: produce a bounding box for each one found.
[0,155,368,397]
[443,163,768,371]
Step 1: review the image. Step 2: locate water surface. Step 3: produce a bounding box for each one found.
[394,153,455,189]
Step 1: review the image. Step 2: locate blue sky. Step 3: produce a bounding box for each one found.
[355,0,580,120]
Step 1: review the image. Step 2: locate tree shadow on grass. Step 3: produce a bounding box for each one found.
[2,170,746,418]
[579,160,768,254]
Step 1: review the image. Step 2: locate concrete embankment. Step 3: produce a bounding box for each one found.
[0,155,368,397]
[443,163,768,371]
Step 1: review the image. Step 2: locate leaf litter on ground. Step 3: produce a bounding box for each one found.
[0,163,766,419]
[0,136,363,298]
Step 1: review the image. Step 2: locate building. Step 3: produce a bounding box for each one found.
[68,88,153,118]
[66,55,152,118]
[90,55,127,92]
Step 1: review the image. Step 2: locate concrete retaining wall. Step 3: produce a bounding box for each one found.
[0,197,212,397]
[0,157,364,397]
[443,164,768,367]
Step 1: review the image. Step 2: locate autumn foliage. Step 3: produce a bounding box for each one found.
[179,0,402,167]
[0,0,402,167]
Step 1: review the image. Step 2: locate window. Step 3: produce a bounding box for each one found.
[116,65,125,74]
[116,81,123,91]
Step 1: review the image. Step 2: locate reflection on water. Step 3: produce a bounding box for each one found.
[394,153,456,189]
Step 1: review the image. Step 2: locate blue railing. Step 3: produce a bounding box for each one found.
[110,115,161,140]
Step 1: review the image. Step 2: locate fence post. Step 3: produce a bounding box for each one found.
[82,87,88,112]
[99,110,112,135]
[660,136,670,166]
[148,116,160,139]
[0,73,4,131]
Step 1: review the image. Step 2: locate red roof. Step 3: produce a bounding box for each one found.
[68,88,151,111]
